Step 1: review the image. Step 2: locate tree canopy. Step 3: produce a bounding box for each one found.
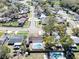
[43,16,56,33]
[60,35,74,50]
[0,45,11,59]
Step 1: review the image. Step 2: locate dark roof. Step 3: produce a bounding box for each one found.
[8,35,24,44]
[29,37,43,43]
[18,18,26,23]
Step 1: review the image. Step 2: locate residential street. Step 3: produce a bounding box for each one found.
[0,0,43,37]
[11,1,43,59]
[28,6,43,36]
[0,0,79,59]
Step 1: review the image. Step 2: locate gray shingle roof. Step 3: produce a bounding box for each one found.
[8,35,24,44]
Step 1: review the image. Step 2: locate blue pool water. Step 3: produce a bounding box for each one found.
[35,44,42,48]
[50,52,63,59]
[32,43,43,49]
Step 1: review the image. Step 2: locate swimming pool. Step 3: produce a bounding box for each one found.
[50,52,64,59]
[32,43,44,49]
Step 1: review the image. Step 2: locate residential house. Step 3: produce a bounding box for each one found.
[18,18,27,27]
[8,35,24,45]
[71,36,79,44]
[0,17,11,23]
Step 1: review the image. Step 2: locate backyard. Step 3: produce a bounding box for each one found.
[25,53,44,59]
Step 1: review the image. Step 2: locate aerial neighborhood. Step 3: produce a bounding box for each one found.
[0,0,79,59]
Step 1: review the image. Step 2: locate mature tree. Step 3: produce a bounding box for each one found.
[8,5,19,13]
[0,1,8,12]
[43,16,56,36]
[54,23,66,37]
[72,28,79,37]
[60,35,74,48]
[43,35,55,49]
[0,45,11,59]
[21,39,26,52]
[60,35,74,55]
[60,35,75,59]
[76,9,79,14]
[43,15,67,37]
[61,0,79,14]
[0,3,5,8]
[0,0,11,6]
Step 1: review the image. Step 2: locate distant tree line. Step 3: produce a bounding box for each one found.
[60,0,79,14]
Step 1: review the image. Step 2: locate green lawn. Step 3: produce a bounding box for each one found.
[17,31,28,38]
[0,21,30,27]
[35,21,42,28]
[6,31,28,39]
[0,31,4,37]
[23,21,30,28]
[2,21,18,27]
